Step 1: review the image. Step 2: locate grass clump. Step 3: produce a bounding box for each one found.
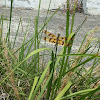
[0,0,100,100]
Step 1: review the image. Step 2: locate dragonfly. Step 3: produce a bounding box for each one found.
[42,30,74,46]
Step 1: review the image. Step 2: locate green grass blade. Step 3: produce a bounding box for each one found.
[55,81,72,100]
[63,53,100,75]
[74,16,87,36]
[30,60,52,99]
[28,76,39,100]
[46,51,55,99]
[37,69,53,100]
[70,3,76,34]
[61,87,98,99]
[58,53,100,58]
[5,0,13,49]
[19,17,30,61]
[66,0,70,37]
[12,17,22,48]
[0,48,50,85]
[13,7,60,55]
[78,86,100,100]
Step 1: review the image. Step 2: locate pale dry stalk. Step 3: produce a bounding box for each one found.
[72,27,98,68]
[0,28,20,100]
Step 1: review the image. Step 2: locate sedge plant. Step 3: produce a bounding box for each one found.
[0,0,100,100]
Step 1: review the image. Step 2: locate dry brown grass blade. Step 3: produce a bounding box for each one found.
[71,27,98,68]
[65,27,99,81]
[0,27,20,100]
[80,27,98,53]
